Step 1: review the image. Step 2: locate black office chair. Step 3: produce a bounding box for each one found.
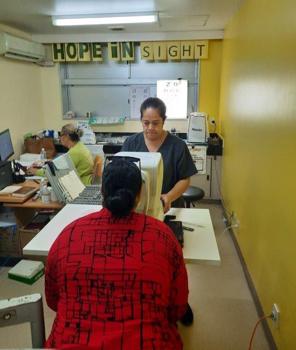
[182,186,205,208]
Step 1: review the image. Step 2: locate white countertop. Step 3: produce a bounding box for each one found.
[23,204,220,264]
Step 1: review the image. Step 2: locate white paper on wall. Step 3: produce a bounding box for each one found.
[188,145,207,175]
[157,80,188,119]
[129,86,151,120]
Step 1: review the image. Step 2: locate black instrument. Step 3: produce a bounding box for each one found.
[164,215,184,247]
[11,161,26,183]
[0,161,14,190]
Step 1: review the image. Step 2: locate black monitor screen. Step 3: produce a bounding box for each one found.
[0,129,14,161]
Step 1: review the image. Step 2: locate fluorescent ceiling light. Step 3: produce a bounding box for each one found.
[52,13,158,26]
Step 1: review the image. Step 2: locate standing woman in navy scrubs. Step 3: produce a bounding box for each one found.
[122,97,197,325]
[122,97,197,213]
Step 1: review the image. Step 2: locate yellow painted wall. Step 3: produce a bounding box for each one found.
[0,57,45,157]
[219,0,296,348]
[199,40,222,133]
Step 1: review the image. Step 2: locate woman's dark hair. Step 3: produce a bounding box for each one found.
[102,158,142,217]
[61,124,83,142]
[140,97,167,121]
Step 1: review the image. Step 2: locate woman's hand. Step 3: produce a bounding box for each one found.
[161,193,172,213]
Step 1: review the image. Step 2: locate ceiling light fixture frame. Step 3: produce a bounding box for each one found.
[52,12,158,26]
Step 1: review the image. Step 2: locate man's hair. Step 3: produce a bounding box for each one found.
[140,97,167,121]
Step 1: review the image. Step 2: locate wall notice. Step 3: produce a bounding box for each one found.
[157,80,188,119]
[129,86,151,120]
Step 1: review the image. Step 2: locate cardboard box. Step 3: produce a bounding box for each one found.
[19,212,50,248]
[0,225,21,257]
[19,213,50,262]
[19,227,40,250]
[0,212,50,259]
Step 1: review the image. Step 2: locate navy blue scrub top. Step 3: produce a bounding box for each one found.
[122,132,197,206]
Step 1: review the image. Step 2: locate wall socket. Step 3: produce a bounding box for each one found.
[209,117,216,125]
[271,303,280,328]
[230,212,240,228]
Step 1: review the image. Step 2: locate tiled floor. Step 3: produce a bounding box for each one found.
[0,203,271,349]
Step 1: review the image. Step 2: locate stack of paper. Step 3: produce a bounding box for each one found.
[0,185,21,196]
[19,153,41,163]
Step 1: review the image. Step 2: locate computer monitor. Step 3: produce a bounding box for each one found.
[0,129,14,161]
[115,152,164,220]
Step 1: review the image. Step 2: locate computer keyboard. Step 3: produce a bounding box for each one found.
[71,185,102,205]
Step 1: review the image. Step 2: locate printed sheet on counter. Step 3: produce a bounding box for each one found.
[188,145,207,174]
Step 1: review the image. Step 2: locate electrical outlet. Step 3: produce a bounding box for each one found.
[271,303,280,327]
[209,117,216,125]
[231,212,240,228]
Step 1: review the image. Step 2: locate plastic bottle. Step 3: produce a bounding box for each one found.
[39,178,47,195]
[40,147,46,161]
[40,178,50,203]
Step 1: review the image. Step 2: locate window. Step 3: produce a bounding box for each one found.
[60,44,199,120]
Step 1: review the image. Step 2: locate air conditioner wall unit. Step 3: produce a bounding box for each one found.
[0,32,46,63]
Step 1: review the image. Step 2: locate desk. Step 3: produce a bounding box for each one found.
[5,199,62,227]
[0,181,63,226]
[23,205,220,264]
[4,198,62,210]
[0,180,39,204]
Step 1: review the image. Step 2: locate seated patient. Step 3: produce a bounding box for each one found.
[28,124,94,185]
[45,157,189,349]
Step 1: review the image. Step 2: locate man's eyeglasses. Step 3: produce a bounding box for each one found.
[104,156,141,171]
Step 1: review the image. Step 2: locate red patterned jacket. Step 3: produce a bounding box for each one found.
[45,208,188,349]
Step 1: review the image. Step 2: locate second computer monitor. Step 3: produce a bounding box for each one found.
[0,129,14,161]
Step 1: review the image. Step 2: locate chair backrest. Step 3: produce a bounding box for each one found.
[0,293,45,348]
[92,155,103,184]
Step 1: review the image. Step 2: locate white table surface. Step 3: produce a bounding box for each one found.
[23,204,220,264]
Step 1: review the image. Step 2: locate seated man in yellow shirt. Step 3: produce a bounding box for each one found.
[28,124,94,185]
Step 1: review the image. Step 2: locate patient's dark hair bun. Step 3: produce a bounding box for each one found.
[105,189,134,217]
[102,158,142,217]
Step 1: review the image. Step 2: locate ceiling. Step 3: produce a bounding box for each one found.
[0,0,245,42]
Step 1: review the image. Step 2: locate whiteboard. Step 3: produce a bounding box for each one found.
[157,80,188,119]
